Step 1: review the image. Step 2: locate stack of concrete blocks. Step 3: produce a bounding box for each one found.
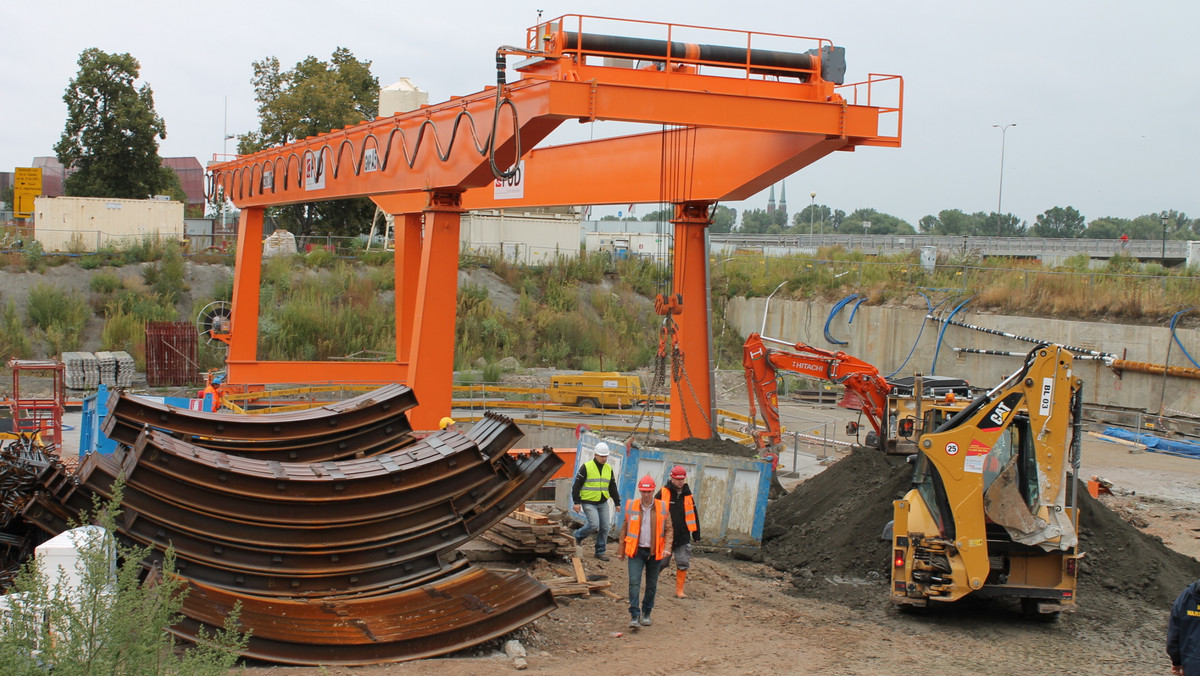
[94,351,136,388]
[61,352,100,390]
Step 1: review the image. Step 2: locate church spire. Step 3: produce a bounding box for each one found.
[767,184,776,217]
[778,181,788,221]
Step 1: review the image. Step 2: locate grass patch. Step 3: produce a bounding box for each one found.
[26,283,90,356]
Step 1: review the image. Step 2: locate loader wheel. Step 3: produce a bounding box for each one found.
[579,398,600,409]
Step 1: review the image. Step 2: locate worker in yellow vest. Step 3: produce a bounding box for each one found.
[619,475,673,628]
[657,465,701,598]
[571,442,620,561]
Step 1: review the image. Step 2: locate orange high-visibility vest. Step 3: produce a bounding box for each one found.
[659,487,698,533]
[623,498,669,559]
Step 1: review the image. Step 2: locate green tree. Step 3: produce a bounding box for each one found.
[54,49,177,199]
[739,208,773,233]
[920,209,982,235]
[709,204,737,233]
[842,208,915,235]
[1084,216,1127,239]
[792,204,832,232]
[979,212,1027,237]
[1032,206,1085,238]
[240,48,379,237]
[640,208,671,223]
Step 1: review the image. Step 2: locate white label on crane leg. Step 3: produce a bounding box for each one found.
[1039,378,1053,416]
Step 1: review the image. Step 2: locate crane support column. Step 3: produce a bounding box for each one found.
[667,202,715,439]
[228,207,265,368]
[394,212,423,362]
[406,191,464,430]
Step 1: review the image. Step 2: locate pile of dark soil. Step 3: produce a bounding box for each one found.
[760,449,910,607]
[654,436,758,458]
[1076,489,1200,607]
[758,448,1200,613]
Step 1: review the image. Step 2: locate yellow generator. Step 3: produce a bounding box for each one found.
[891,345,1083,618]
[548,372,644,409]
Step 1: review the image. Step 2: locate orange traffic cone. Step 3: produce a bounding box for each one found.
[675,569,688,598]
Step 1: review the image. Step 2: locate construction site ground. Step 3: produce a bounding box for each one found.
[246,435,1200,676]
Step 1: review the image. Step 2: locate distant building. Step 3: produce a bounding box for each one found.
[25,156,206,211]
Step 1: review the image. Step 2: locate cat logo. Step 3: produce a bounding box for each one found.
[979,393,1024,430]
[988,401,1011,427]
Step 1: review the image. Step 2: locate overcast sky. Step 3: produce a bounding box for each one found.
[3,0,1197,227]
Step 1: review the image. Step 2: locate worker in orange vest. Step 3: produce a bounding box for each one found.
[657,465,701,598]
[619,475,673,628]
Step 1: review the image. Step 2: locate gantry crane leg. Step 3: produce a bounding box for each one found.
[667,202,715,440]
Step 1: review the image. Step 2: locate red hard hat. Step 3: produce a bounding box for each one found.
[670,465,687,479]
[637,475,656,491]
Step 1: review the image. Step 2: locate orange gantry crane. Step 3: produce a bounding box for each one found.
[207,15,903,434]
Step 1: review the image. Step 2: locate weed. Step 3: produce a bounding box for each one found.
[482,361,503,383]
[26,284,89,355]
[142,240,188,305]
[303,247,336,269]
[22,241,43,272]
[0,300,31,361]
[0,479,249,673]
[89,272,123,294]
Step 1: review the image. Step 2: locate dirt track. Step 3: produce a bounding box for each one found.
[247,435,1199,676]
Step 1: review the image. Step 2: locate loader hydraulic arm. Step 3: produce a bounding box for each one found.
[743,332,892,451]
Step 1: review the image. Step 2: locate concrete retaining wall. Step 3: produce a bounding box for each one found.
[726,297,1200,415]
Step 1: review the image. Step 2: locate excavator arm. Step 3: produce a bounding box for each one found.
[743,332,892,454]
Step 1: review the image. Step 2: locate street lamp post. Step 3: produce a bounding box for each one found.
[992,123,1016,214]
[809,192,816,239]
[1161,211,1169,266]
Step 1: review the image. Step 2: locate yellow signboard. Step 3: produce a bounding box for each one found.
[12,167,42,219]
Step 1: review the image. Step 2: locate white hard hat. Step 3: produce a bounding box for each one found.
[593,441,610,457]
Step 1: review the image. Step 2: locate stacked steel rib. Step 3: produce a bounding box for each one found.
[23,385,561,666]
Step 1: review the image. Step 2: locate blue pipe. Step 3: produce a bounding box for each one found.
[824,294,861,345]
[1170,309,1200,369]
[887,293,948,378]
[931,297,972,375]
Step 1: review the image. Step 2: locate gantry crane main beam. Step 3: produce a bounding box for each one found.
[207,15,903,433]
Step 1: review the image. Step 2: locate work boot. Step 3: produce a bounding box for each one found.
[629,614,640,628]
[594,552,610,562]
[676,569,688,598]
[639,613,652,626]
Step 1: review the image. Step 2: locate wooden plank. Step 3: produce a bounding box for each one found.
[572,557,587,584]
[511,509,551,525]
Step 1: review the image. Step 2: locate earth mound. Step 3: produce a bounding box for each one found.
[759,448,1200,614]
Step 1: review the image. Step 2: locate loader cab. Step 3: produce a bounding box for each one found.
[981,413,1039,509]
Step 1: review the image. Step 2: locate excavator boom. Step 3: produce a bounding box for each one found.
[743,333,892,455]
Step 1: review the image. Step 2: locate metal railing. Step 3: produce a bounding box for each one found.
[710,233,1191,261]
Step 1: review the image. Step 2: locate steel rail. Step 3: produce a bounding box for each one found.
[170,413,417,461]
[103,384,417,445]
[124,429,485,502]
[169,568,556,665]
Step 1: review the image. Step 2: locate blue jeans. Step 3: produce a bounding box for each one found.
[573,501,610,556]
[627,546,663,619]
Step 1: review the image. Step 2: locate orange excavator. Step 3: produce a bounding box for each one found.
[743,332,892,464]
